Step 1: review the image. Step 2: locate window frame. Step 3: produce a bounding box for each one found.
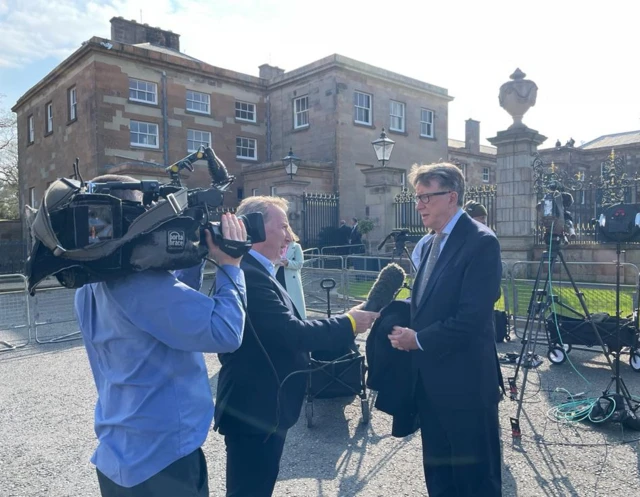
[389,100,406,133]
[130,120,160,149]
[186,90,211,115]
[45,102,53,134]
[27,115,34,144]
[251,188,258,196]
[68,86,77,122]
[482,167,490,183]
[187,129,212,153]
[420,108,434,138]
[235,101,256,123]
[354,91,372,125]
[293,95,309,129]
[129,78,158,105]
[28,187,36,207]
[236,136,257,160]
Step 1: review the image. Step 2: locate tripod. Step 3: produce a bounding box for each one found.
[508,232,622,438]
[597,242,640,421]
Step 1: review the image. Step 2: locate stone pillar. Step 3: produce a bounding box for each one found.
[274,179,310,237]
[361,166,405,252]
[488,69,546,269]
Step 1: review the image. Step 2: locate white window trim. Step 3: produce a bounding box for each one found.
[389,100,405,133]
[354,91,372,125]
[29,187,36,207]
[186,90,211,115]
[187,129,212,153]
[27,115,34,144]
[130,120,159,149]
[236,136,257,160]
[294,95,309,129]
[69,87,77,121]
[235,101,256,123]
[251,188,258,196]
[482,167,490,183]
[420,108,434,138]
[46,103,53,134]
[129,78,158,105]
[270,186,277,196]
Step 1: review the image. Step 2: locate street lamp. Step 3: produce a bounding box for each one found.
[371,127,395,167]
[282,146,301,180]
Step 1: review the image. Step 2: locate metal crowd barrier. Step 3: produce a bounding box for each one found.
[510,261,640,341]
[0,274,31,352]
[33,281,82,344]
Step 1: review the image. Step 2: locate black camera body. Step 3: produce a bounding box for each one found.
[597,203,640,242]
[537,184,576,242]
[25,146,265,293]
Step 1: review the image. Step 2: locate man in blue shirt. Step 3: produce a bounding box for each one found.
[74,175,248,497]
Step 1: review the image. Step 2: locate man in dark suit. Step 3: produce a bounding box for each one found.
[214,196,379,497]
[389,163,502,497]
[349,217,363,246]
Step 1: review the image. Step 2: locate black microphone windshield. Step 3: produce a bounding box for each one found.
[362,263,406,312]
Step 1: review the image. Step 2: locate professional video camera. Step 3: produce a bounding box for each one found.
[596,203,640,242]
[536,181,576,243]
[25,146,265,294]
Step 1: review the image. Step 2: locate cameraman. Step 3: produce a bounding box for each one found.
[73,175,248,497]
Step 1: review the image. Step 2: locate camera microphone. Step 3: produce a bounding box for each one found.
[362,263,406,312]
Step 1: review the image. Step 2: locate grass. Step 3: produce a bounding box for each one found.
[342,278,636,317]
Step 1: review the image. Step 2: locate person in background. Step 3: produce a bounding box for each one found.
[275,228,307,319]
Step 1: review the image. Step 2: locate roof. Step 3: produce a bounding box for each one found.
[448,138,496,155]
[132,43,203,62]
[580,130,640,150]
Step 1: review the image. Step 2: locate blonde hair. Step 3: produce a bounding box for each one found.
[287,226,300,243]
[236,196,289,223]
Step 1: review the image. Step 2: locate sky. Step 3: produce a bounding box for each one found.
[1,0,639,148]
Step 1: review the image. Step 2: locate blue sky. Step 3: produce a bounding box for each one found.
[1,0,639,147]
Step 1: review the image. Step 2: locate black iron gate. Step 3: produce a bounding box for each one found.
[302,192,339,249]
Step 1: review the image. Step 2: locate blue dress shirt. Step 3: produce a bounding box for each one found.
[74,262,246,487]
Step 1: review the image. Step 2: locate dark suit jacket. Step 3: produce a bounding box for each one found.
[366,300,418,437]
[214,253,356,436]
[410,213,502,409]
[338,225,352,246]
[349,225,362,245]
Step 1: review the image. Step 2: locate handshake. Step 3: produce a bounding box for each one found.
[344,304,379,334]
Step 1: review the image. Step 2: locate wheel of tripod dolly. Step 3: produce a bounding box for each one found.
[630,351,640,372]
[547,346,567,365]
[562,343,572,354]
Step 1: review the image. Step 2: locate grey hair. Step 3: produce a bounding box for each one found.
[407,162,465,206]
[90,174,143,203]
[236,195,289,223]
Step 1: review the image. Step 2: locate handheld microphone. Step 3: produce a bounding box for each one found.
[362,263,406,311]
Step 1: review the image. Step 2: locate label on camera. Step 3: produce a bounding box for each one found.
[167,230,186,253]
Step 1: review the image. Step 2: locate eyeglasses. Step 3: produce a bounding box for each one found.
[414,191,453,204]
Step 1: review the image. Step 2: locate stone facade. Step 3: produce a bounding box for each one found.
[13,18,452,240]
[448,119,497,187]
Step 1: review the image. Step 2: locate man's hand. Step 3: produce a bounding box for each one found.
[389,326,419,351]
[347,309,379,334]
[206,213,247,267]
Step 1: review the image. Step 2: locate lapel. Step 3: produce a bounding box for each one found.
[243,253,301,319]
[416,214,470,309]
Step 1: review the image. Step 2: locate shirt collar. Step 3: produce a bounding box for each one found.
[249,249,276,276]
[441,208,465,236]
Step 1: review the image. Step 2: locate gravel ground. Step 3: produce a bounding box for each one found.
[1,320,640,496]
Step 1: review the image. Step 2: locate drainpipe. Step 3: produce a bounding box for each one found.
[161,71,169,166]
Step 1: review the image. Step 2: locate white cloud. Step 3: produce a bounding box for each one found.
[1,0,640,145]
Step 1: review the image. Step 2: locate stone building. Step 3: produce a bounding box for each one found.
[13,17,456,239]
[448,119,497,186]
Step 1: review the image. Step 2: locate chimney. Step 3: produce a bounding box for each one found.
[259,64,285,80]
[465,119,480,155]
[110,17,181,51]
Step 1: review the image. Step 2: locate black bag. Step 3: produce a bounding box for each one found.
[495,310,510,342]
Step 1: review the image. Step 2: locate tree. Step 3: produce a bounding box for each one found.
[0,96,19,219]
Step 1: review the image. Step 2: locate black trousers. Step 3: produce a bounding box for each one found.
[96,448,208,497]
[416,378,502,497]
[224,430,287,497]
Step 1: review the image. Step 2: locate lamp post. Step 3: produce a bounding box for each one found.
[282,146,301,180]
[371,127,395,167]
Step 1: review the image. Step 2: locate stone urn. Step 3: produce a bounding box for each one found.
[499,68,538,129]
